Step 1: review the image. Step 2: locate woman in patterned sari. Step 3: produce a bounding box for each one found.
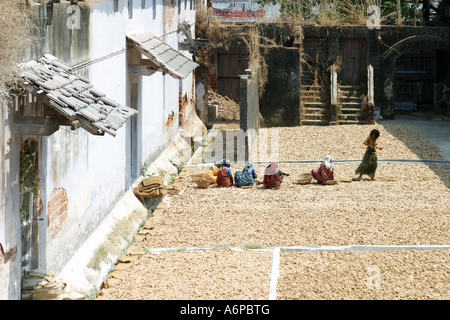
[355,129,383,181]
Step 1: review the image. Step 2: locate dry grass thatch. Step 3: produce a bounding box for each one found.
[0,0,36,91]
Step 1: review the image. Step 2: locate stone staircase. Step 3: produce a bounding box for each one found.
[300,84,328,126]
[337,85,365,124]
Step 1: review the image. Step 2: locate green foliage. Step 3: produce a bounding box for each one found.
[170,160,185,174]
[19,139,40,223]
[243,243,264,249]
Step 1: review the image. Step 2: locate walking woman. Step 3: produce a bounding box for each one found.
[355,129,383,181]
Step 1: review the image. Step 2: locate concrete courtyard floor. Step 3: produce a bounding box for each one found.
[96,120,450,300]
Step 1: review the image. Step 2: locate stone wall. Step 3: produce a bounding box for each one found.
[301,24,450,119]
[259,46,301,126]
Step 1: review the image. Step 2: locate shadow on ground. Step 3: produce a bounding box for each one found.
[379,111,450,190]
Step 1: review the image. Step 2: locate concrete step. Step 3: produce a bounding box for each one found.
[305,107,328,111]
[339,96,364,101]
[301,96,323,102]
[303,102,327,106]
[301,90,322,95]
[304,116,327,121]
[301,119,328,126]
[301,84,321,88]
[340,107,361,112]
[340,114,362,119]
[338,87,363,96]
[304,112,327,117]
[304,108,327,113]
[301,88,322,93]
[302,90,322,94]
[339,85,363,90]
[339,111,363,115]
[340,102,362,108]
[338,120,366,125]
[340,115,362,119]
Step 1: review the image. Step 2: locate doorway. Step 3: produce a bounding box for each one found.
[394,48,436,112]
[340,38,366,85]
[19,137,40,274]
[217,46,249,101]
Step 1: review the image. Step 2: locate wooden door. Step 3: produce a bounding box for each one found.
[340,39,366,85]
[217,46,249,101]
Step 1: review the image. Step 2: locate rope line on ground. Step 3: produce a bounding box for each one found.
[185,159,450,167]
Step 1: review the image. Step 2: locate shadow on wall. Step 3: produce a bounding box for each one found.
[259,47,300,127]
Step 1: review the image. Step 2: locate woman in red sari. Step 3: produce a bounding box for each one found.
[311,155,334,184]
[263,162,289,189]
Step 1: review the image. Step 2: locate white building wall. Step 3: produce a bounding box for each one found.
[0,97,22,300]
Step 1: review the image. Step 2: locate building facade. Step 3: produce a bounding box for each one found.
[0,0,204,299]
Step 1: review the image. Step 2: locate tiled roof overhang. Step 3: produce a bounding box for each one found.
[20,54,137,137]
[126,29,199,79]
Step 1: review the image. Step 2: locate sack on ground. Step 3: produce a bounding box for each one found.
[134,175,167,200]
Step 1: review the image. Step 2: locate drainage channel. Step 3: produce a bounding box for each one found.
[143,245,450,300]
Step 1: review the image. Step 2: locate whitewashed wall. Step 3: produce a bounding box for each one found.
[0,97,22,300]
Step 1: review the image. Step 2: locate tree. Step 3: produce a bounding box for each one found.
[432,0,450,25]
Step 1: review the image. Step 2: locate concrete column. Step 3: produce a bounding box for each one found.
[367,64,374,106]
[239,69,259,161]
[207,104,218,123]
[329,65,338,125]
[365,64,375,124]
[239,69,252,132]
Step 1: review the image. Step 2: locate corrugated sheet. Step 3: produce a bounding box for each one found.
[20,54,137,136]
[127,29,199,79]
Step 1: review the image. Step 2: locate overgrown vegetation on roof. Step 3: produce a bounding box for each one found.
[195,0,449,103]
[0,0,36,92]
[258,0,450,26]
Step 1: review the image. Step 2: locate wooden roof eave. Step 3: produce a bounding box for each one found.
[14,82,105,136]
